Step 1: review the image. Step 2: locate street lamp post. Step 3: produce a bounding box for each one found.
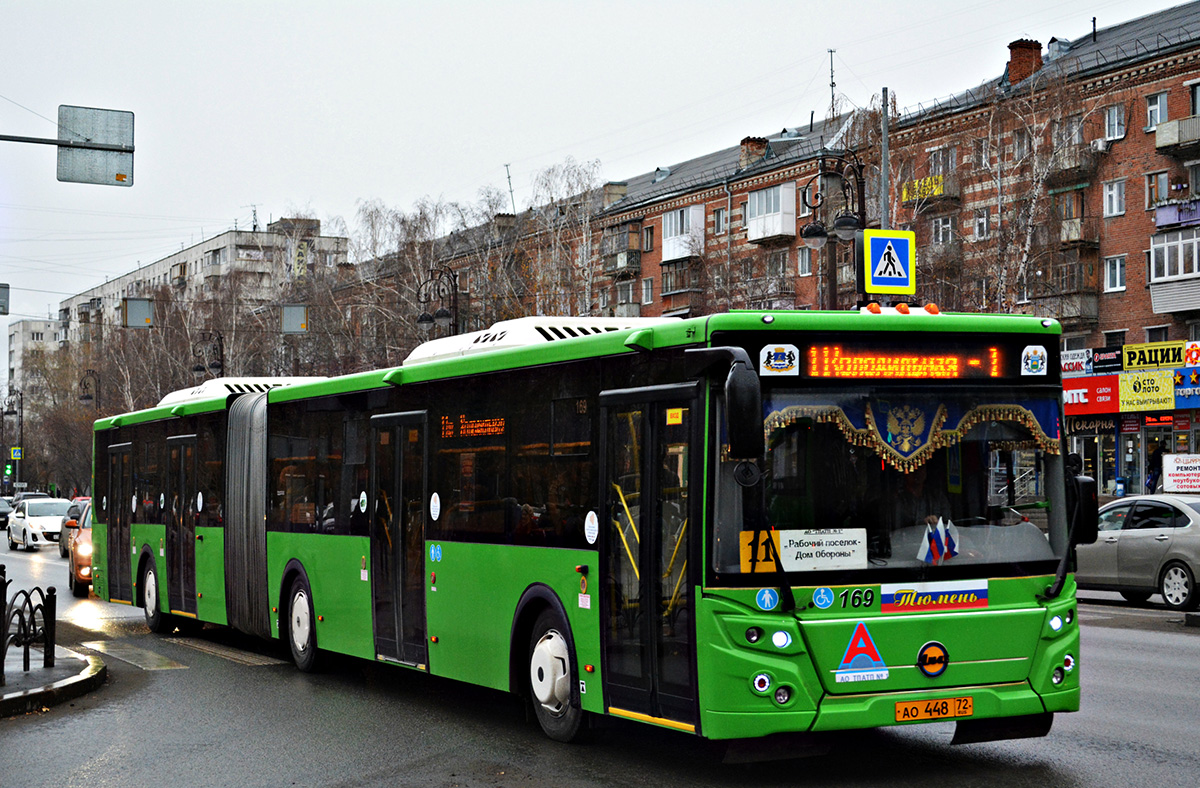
[4,391,24,489]
[415,266,460,336]
[192,330,226,378]
[79,369,101,411]
[799,149,868,309]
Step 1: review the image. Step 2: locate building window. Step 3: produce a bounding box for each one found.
[1150,228,1200,282]
[1016,272,1030,304]
[797,247,812,276]
[929,146,957,175]
[641,277,653,304]
[31,332,43,341]
[739,201,748,226]
[1058,114,1084,146]
[1103,180,1125,217]
[931,215,955,245]
[799,185,812,217]
[1146,325,1169,343]
[642,227,654,252]
[1062,335,1087,351]
[616,281,635,304]
[1147,171,1168,208]
[598,288,609,309]
[663,208,690,241]
[1190,321,1200,342]
[1103,329,1126,348]
[1104,104,1126,140]
[661,263,689,294]
[713,207,726,235]
[974,208,990,239]
[767,249,788,277]
[973,137,989,167]
[1146,92,1168,130]
[1104,255,1126,292]
[1013,128,1030,161]
[747,186,782,220]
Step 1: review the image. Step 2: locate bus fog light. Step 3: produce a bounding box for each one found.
[745,627,762,644]
[1064,654,1075,672]
[771,630,792,648]
[1049,615,1063,632]
[774,686,791,704]
[1065,608,1075,625]
[752,673,771,693]
[1051,667,1064,685]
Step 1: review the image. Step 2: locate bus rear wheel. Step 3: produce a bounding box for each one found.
[142,563,172,633]
[287,576,321,672]
[528,608,583,742]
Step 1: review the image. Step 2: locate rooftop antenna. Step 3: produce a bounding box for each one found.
[1092,17,1097,43]
[504,164,517,215]
[828,49,837,119]
[242,204,259,231]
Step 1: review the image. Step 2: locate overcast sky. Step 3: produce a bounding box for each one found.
[0,0,1186,345]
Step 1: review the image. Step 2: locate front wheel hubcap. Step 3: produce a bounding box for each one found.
[530,629,571,716]
[145,570,158,612]
[1163,567,1190,606]
[291,591,311,653]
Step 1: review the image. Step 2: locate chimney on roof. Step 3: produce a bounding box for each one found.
[739,136,769,169]
[1007,39,1043,84]
[603,182,628,209]
[492,213,516,241]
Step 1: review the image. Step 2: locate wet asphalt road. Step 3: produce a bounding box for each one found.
[2,547,1198,788]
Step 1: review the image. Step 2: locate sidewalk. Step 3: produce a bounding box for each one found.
[0,643,106,716]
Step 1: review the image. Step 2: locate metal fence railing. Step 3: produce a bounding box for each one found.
[1,564,57,686]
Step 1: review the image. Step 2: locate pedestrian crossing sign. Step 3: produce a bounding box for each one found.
[863,229,916,296]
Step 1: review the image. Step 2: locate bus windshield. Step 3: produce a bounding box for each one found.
[713,386,1067,577]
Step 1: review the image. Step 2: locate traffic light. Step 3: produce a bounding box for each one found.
[4,463,11,476]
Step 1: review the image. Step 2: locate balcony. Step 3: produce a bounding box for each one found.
[1059,217,1099,248]
[1155,198,1200,230]
[1156,115,1200,158]
[1044,144,1099,187]
[1029,261,1100,330]
[613,302,641,318]
[746,182,797,245]
[600,225,642,278]
[901,173,960,209]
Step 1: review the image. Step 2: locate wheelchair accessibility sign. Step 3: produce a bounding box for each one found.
[862,229,916,296]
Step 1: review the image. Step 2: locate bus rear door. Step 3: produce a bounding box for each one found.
[166,434,198,617]
[601,383,699,731]
[370,412,428,667]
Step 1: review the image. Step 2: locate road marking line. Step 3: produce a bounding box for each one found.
[80,641,187,670]
[172,637,287,666]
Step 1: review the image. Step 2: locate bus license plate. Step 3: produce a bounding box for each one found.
[895,696,973,722]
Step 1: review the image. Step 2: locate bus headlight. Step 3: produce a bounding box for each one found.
[774,685,791,705]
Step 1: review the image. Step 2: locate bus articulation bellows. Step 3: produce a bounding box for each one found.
[89,309,1097,752]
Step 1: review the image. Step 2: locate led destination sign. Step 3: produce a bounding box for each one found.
[808,345,1002,379]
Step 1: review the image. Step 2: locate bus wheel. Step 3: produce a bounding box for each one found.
[142,563,171,634]
[1160,562,1198,611]
[287,577,321,672]
[528,608,583,742]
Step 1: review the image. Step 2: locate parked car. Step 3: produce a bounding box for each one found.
[13,491,49,505]
[1075,493,1200,610]
[0,497,11,529]
[59,497,91,557]
[6,497,72,551]
[66,503,92,598]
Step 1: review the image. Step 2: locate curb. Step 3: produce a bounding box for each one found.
[0,649,107,717]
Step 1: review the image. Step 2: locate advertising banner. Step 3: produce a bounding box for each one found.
[1061,349,1092,377]
[1091,347,1123,374]
[1164,454,1200,493]
[1119,369,1175,412]
[1063,375,1118,415]
[1123,341,1185,371]
[1174,367,1200,408]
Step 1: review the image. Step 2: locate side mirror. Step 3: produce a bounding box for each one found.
[1068,475,1098,546]
[685,346,764,461]
[64,519,79,529]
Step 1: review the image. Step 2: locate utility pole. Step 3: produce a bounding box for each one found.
[504,164,517,215]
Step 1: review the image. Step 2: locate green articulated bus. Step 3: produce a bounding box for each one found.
[90,309,1097,753]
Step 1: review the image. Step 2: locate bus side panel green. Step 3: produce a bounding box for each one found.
[131,523,166,610]
[92,521,109,601]
[267,532,373,660]
[196,527,227,625]
[425,542,602,712]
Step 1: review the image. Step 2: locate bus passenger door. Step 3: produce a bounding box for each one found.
[370,412,428,667]
[166,435,198,617]
[107,443,133,603]
[601,384,698,730]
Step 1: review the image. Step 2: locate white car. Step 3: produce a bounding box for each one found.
[7,497,72,551]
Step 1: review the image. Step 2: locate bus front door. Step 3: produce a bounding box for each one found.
[601,385,698,730]
[370,412,428,667]
[166,435,198,617]
[106,443,134,603]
